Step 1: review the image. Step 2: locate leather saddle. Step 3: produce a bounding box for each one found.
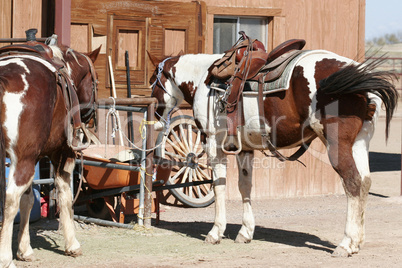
[220,35,306,155]
[0,29,86,150]
[0,42,65,69]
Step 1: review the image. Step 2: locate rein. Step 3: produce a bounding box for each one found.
[151,57,178,134]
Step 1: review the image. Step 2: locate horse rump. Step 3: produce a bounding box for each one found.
[318,57,399,139]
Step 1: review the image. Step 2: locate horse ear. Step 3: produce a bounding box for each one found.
[147,51,161,67]
[177,50,185,56]
[87,45,101,63]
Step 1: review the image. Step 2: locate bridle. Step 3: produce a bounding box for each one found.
[151,57,178,131]
[79,53,98,127]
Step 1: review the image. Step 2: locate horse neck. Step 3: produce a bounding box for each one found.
[52,45,86,84]
[172,54,224,105]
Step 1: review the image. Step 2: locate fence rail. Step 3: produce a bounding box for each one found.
[366,57,402,91]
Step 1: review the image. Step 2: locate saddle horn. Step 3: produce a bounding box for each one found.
[25,28,38,41]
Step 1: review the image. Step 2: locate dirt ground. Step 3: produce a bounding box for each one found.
[9,105,402,268]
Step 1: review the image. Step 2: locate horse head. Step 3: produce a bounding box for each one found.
[51,45,101,126]
[148,52,184,130]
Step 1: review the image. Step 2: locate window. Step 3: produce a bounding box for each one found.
[107,16,147,87]
[164,29,186,56]
[213,17,268,54]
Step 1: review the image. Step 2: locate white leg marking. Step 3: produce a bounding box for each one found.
[235,152,255,243]
[205,135,227,244]
[0,161,32,267]
[54,158,81,255]
[333,95,379,257]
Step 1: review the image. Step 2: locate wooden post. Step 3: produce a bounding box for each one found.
[144,102,155,228]
[54,0,71,46]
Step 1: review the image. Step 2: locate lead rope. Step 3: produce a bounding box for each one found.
[105,97,165,152]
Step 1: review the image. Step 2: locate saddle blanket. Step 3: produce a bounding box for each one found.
[211,50,337,95]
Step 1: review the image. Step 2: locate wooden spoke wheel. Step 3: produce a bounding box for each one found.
[156,115,214,208]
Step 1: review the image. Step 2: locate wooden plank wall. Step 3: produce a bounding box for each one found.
[180,0,366,60]
[0,0,12,41]
[0,0,42,42]
[12,0,42,38]
[71,0,204,99]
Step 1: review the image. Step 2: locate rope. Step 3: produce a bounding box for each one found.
[105,97,166,152]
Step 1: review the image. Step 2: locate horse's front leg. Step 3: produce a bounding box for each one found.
[51,150,82,257]
[204,135,227,244]
[235,151,255,243]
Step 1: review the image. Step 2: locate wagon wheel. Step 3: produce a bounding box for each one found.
[156,115,214,208]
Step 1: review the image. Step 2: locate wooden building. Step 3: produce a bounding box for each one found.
[0,0,366,199]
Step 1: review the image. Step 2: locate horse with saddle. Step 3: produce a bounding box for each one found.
[210,31,306,157]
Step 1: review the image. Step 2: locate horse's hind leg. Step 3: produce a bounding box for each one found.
[235,151,255,243]
[16,185,36,262]
[0,160,36,267]
[325,119,373,257]
[51,150,81,257]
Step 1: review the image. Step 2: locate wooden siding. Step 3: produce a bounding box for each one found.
[0,0,42,41]
[71,0,205,98]
[12,0,42,38]
[188,0,365,60]
[0,0,12,42]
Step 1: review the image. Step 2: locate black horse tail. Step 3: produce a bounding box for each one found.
[319,57,399,140]
[0,81,5,220]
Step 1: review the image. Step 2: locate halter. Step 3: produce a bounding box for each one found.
[151,57,178,131]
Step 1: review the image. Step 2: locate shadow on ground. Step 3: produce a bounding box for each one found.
[369,151,401,172]
[156,220,336,254]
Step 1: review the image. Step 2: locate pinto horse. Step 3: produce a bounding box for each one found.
[149,50,398,257]
[0,44,100,267]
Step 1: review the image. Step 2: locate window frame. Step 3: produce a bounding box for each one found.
[213,15,269,54]
[107,14,148,88]
[206,7,281,54]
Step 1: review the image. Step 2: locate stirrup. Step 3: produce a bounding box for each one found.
[221,129,242,155]
[69,126,91,151]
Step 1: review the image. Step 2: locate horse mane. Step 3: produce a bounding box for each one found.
[319,57,399,139]
[50,45,82,67]
[49,45,64,61]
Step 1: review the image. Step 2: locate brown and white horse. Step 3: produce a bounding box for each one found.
[0,44,100,267]
[149,50,398,257]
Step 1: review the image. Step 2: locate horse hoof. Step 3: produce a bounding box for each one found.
[235,233,251,243]
[65,247,83,257]
[204,234,221,245]
[331,246,351,258]
[1,260,17,268]
[16,251,36,262]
